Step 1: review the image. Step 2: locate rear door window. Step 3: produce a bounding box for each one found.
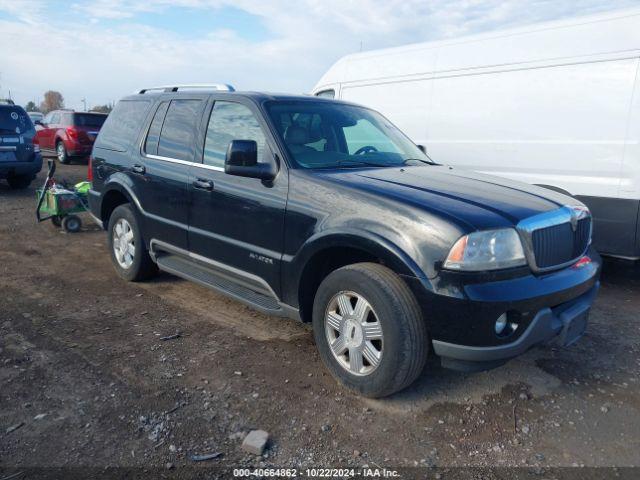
[95,100,152,152]
[144,102,169,156]
[157,99,202,162]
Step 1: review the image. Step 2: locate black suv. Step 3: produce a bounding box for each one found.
[89,85,601,397]
[0,104,42,189]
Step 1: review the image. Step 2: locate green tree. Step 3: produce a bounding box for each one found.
[25,101,40,112]
[90,103,113,113]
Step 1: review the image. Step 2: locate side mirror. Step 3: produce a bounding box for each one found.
[225,140,276,181]
[34,120,44,126]
[417,144,426,154]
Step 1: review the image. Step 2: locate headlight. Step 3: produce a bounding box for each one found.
[444,228,526,271]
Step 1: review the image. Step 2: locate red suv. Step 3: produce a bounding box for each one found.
[35,110,108,164]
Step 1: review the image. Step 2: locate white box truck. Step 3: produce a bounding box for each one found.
[312,8,640,260]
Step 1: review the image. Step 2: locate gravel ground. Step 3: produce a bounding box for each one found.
[1,162,639,479]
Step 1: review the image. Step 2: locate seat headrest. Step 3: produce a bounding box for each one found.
[285,125,309,145]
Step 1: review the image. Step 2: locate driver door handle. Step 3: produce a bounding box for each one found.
[193,178,214,191]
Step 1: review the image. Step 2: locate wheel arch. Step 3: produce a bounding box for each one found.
[99,176,143,227]
[291,230,429,323]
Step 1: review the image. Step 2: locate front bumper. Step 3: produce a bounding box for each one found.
[403,248,601,371]
[432,282,599,371]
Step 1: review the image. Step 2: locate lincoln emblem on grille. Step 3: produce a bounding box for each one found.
[570,211,579,232]
[570,206,590,232]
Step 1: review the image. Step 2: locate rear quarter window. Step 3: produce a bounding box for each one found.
[95,100,151,152]
[74,113,107,128]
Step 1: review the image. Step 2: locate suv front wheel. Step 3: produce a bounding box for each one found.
[312,263,428,398]
[107,204,158,282]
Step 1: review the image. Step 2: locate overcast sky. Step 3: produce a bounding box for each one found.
[1,0,638,110]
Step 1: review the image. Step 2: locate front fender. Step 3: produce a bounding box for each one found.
[281,225,438,309]
[289,227,427,280]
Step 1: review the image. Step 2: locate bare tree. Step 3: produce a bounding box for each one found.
[40,91,64,113]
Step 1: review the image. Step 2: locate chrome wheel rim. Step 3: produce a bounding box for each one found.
[325,291,383,376]
[56,143,65,161]
[112,218,135,269]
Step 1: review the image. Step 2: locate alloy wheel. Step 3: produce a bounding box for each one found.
[325,291,383,376]
[56,143,66,163]
[112,218,135,269]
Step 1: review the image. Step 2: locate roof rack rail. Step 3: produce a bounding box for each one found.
[137,84,236,94]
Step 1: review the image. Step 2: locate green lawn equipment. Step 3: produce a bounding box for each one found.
[36,159,91,233]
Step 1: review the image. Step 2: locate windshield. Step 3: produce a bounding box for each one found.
[266,101,430,169]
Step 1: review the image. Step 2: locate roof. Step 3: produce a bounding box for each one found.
[122,90,355,105]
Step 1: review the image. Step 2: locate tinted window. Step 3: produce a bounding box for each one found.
[28,112,43,122]
[343,119,401,155]
[95,100,152,152]
[144,102,169,156]
[74,113,107,127]
[204,101,267,168]
[157,99,202,162]
[266,101,427,169]
[0,106,34,135]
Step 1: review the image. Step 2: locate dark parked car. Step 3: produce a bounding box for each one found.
[0,104,42,189]
[35,110,107,164]
[88,84,601,397]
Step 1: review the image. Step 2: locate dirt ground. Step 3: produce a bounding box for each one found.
[1,162,640,479]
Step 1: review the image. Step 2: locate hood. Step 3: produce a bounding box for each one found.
[315,165,573,231]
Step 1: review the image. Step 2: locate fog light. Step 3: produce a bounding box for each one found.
[495,312,519,338]
[495,313,508,335]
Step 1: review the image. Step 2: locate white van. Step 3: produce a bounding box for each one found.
[312,8,640,260]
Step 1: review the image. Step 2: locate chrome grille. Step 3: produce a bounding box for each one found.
[517,206,592,272]
[531,217,591,269]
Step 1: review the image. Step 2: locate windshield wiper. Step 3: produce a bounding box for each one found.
[403,158,439,166]
[312,160,390,169]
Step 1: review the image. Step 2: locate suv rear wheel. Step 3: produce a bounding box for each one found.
[107,204,158,281]
[56,141,69,164]
[312,262,428,398]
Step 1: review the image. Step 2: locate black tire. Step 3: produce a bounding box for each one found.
[56,141,69,164]
[51,216,62,227]
[7,175,32,189]
[312,262,428,398]
[107,204,157,282]
[61,215,82,233]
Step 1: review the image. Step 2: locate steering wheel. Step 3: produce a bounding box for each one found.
[354,145,378,155]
